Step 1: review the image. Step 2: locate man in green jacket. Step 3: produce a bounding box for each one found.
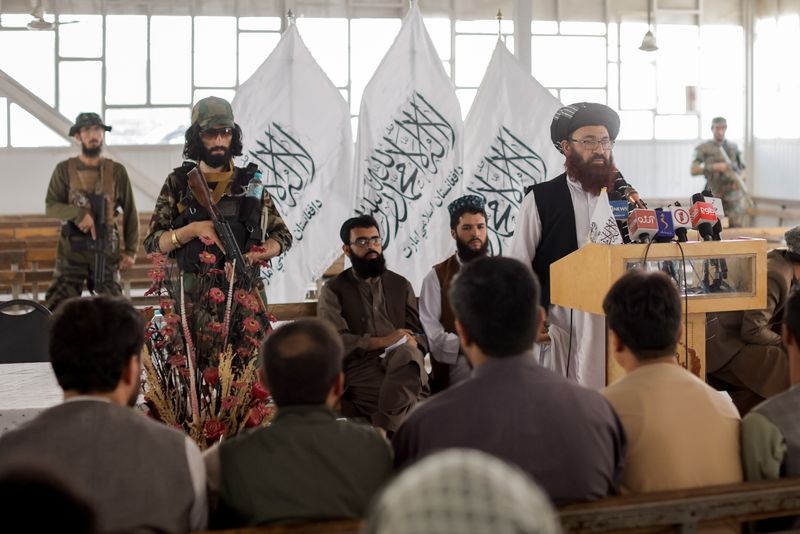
[44,112,139,310]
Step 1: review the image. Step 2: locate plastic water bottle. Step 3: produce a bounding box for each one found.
[246,171,264,200]
[152,309,166,331]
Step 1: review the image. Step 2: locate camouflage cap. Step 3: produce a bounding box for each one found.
[711,117,727,127]
[192,96,235,130]
[69,112,111,136]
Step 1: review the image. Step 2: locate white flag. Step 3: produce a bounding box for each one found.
[589,188,624,245]
[463,40,563,256]
[232,24,354,303]
[354,3,464,292]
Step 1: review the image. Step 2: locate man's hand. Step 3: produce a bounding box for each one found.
[118,254,135,271]
[710,162,729,173]
[78,212,96,240]
[536,323,551,344]
[190,220,225,253]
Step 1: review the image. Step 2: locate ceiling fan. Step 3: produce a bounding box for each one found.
[26,0,78,31]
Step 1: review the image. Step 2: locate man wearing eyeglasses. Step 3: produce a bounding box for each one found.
[45,112,139,311]
[510,102,640,389]
[317,215,429,434]
[144,97,291,273]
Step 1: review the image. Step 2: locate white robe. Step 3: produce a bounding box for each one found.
[508,175,607,389]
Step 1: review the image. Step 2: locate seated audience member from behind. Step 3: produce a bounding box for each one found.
[742,287,800,484]
[363,449,561,534]
[419,194,490,392]
[0,464,97,534]
[317,215,429,433]
[204,318,393,528]
[392,257,626,506]
[601,270,742,494]
[0,295,207,533]
[706,226,800,416]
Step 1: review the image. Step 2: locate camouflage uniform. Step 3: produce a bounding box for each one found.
[44,134,139,310]
[143,97,292,310]
[691,139,751,227]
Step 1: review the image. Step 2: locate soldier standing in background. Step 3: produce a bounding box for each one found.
[691,116,751,227]
[44,113,139,311]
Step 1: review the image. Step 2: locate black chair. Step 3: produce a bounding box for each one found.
[0,300,52,364]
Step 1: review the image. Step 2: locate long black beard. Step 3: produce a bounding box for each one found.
[456,236,489,262]
[81,143,102,158]
[350,251,387,279]
[200,146,231,169]
[564,150,617,195]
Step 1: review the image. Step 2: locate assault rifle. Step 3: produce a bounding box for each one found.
[89,193,107,290]
[186,166,254,285]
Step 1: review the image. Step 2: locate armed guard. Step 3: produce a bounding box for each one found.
[143,96,291,322]
[691,117,751,227]
[44,113,139,311]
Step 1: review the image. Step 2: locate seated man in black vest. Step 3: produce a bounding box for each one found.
[419,195,488,392]
[317,215,429,433]
[509,102,640,389]
[0,296,207,533]
[205,318,393,527]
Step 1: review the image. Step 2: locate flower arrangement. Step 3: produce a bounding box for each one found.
[141,243,276,449]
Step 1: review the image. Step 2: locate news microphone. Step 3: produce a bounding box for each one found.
[702,191,724,241]
[622,186,648,209]
[669,202,691,243]
[654,208,675,243]
[627,208,659,243]
[690,193,717,241]
[609,200,629,221]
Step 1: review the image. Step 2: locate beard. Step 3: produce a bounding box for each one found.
[456,235,489,262]
[81,141,102,158]
[349,250,387,279]
[200,145,231,169]
[564,149,617,195]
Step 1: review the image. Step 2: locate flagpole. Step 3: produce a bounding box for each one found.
[496,9,503,40]
[287,9,295,26]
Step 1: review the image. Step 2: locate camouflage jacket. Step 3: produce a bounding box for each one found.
[143,165,292,257]
[45,158,140,258]
[691,140,746,195]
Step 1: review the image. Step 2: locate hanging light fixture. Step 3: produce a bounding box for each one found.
[639,0,658,51]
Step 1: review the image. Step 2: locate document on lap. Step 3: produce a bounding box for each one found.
[380,335,408,359]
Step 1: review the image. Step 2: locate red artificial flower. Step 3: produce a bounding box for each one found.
[160,298,175,310]
[244,335,261,348]
[243,317,261,334]
[178,367,191,378]
[148,252,166,267]
[203,367,219,385]
[234,289,250,305]
[245,404,273,428]
[198,234,216,246]
[236,347,254,360]
[203,419,226,441]
[164,312,181,324]
[160,325,176,338]
[167,354,186,367]
[207,321,223,334]
[208,287,225,304]
[245,295,261,313]
[148,269,166,282]
[221,395,239,409]
[198,251,217,265]
[251,381,269,400]
[144,285,159,297]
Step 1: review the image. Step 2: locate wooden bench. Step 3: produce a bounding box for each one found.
[189,479,800,534]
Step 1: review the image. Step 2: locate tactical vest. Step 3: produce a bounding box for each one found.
[171,161,262,273]
[66,157,116,222]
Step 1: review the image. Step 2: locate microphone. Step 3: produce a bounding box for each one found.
[690,193,717,241]
[654,208,675,243]
[627,208,659,243]
[609,200,629,221]
[702,191,724,241]
[669,202,691,243]
[621,186,648,209]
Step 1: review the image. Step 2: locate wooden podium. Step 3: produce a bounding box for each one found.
[550,240,768,384]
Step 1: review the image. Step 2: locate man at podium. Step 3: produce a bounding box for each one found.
[510,102,640,388]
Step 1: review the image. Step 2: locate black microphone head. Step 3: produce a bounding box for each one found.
[675,227,688,242]
[702,189,713,197]
[691,193,705,204]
